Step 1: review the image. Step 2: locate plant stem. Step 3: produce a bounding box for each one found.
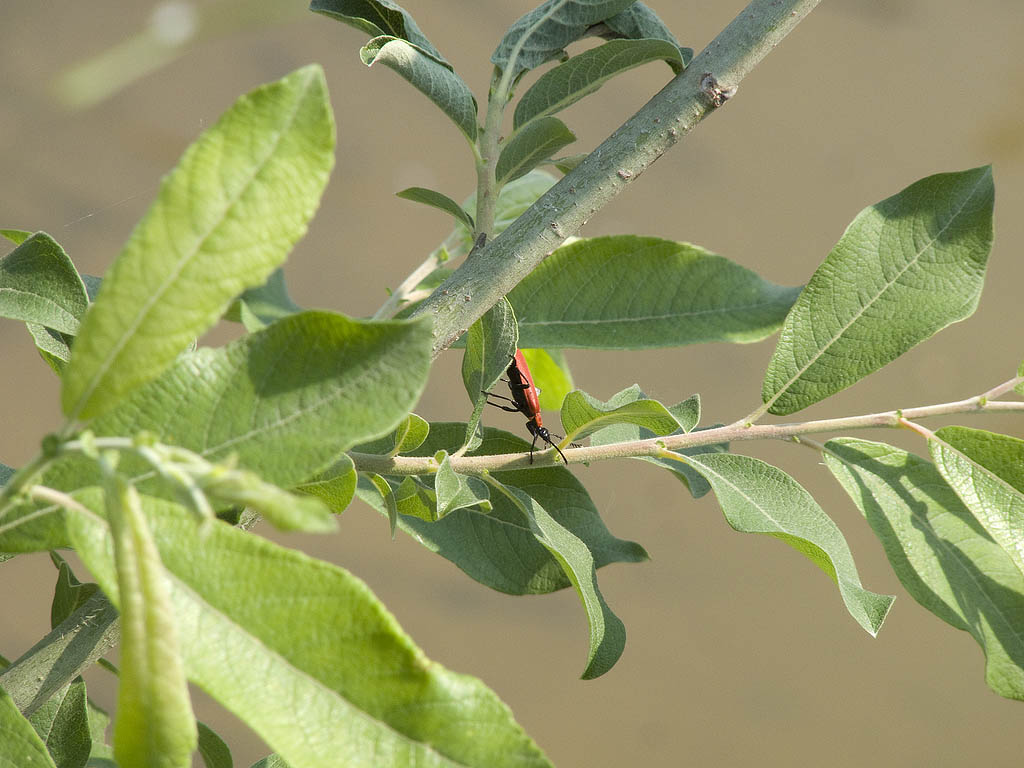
[475,68,508,239]
[350,394,1024,476]
[412,0,823,358]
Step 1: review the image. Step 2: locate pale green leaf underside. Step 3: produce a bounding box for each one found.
[435,456,491,519]
[496,116,575,186]
[361,37,477,142]
[107,477,197,768]
[462,298,517,451]
[684,451,894,635]
[499,483,626,679]
[62,65,335,420]
[560,386,681,443]
[508,235,801,349]
[930,426,1024,576]
[514,38,683,129]
[825,438,1024,700]
[762,166,995,415]
[397,187,474,229]
[0,232,87,334]
[491,0,637,77]
[365,424,647,595]
[68,498,553,768]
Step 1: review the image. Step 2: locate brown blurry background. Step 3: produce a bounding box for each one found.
[3,1,1023,766]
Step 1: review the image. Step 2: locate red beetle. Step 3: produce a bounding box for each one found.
[483,350,568,464]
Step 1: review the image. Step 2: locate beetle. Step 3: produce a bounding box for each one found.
[483,350,569,464]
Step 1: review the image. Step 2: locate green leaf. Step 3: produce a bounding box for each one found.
[560,385,681,444]
[0,232,88,334]
[295,454,357,513]
[600,3,691,71]
[929,426,1024,575]
[225,268,302,331]
[462,298,518,451]
[435,455,491,518]
[491,0,637,77]
[104,474,196,768]
[507,235,801,349]
[496,117,575,186]
[50,551,100,628]
[824,438,1024,700]
[1,228,33,245]
[0,686,57,768]
[197,722,233,768]
[86,697,113,760]
[28,679,91,768]
[352,413,430,457]
[249,755,290,768]
[361,423,647,594]
[69,496,554,768]
[363,472,399,536]
[513,39,683,130]
[397,187,474,230]
[310,0,448,66]
[361,37,477,142]
[491,480,625,678]
[201,467,336,533]
[1016,360,1024,396]
[762,166,995,415]
[62,65,336,421]
[681,452,894,635]
[519,348,573,411]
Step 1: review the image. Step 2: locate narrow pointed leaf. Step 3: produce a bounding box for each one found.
[496,117,575,186]
[68,497,554,768]
[825,438,1024,700]
[361,37,477,142]
[491,0,637,77]
[493,481,625,679]
[561,385,682,443]
[508,235,801,349]
[50,552,100,628]
[682,452,894,635]
[62,65,335,421]
[105,475,196,768]
[462,298,517,450]
[514,39,682,130]
[397,187,474,230]
[1,228,33,245]
[197,722,233,768]
[28,680,91,768]
[930,426,1024,574]
[360,424,647,594]
[310,0,448,66]
[0,232,87,334]
[0,687,57,768]
[762,166,995,415]
[520,348,573,411]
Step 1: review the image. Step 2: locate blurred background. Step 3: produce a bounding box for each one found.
[2,1,1023,765]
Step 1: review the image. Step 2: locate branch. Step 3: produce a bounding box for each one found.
[412,0,823,358]
[350,394,1024,475]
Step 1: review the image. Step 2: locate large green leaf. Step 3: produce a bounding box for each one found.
[491,0,637,77]
[493,481,625,679]
[0,686,57,768]
[396,187,474,230]
[762,166,994,415]
[560,385,682,444]
[62,65,335,421]
[359,424,647,594]
[104,473,196,768]
[0,312,432,553]
[930,426,1024,575]
[825,438,1024,700]
[68,497,554,768]
[496,117,575,185]
[0,232,87,334]
[682,452,894,635]
[507,235,800,349]
[360,37,477,142]
[513,38,683,130]
[600,3,690,70]
[310,0,448,66]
